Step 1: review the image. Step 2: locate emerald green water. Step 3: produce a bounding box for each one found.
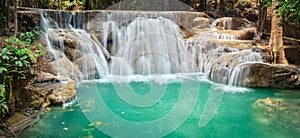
[18,76,300,138]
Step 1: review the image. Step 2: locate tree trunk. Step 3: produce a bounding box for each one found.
[199,0,207,11]
[219,0,225,15]
[268,0,288,64]
[13,0,18,37]
[214,0,217,9]
[4,0,9,35]
[257,0,267,40]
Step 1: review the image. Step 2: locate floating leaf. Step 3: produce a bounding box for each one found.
[95,122,102,126]
[82,110,91,113]
[46,107,51,111]
[88,123,94,127]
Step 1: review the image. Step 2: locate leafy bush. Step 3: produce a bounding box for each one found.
[45,0,85,10]
[0,84,8,117]
[0,29,44,116]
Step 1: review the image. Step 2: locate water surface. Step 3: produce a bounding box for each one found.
[19,76,300,138]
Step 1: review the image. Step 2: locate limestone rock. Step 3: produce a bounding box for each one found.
[64,47,83,61]
[26,72,77,106]
[253,97,300,133]
[47,29,80,49]
[192,17,212,30]
[213,17,247,30]
[49,56,83,80]
[244,63,300,89]
[43,49,64,62]
[74,54,102,79]
[235,28,256,40]
[34,71,69,83]
[213,27,256,40]
[46,80,76,105]
[23,86,45,109]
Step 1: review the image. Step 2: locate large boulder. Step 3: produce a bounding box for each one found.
[209,17,256,40]
[243,63,300,89]
[74,54,103,79]
[25,72,77,106]
[47,29,80,49]
[64,47,83,61]
[43,49,64,62]
[192,17,212,30]
[49,56,83,80]
[213,17,249,30]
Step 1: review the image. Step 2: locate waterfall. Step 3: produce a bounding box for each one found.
[39,10,263,87]
[227,51,262,86]
[105,17,196,75]
[187,26,262,85]
[41,11,109,80]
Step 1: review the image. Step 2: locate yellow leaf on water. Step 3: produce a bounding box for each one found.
[82,110,91,113]
[88,123,94,127]
[63,127,68,131]
[95,122,102,126]
[46,107,51,111]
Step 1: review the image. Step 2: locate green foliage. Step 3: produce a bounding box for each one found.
[0,29,44,115]
[263,0,300,24]
[0,84,8,116]
[278,0,300,24]
[45,0,85,10]
[19,27,41,45]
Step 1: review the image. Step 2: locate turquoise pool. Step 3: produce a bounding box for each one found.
[19,75,300,138]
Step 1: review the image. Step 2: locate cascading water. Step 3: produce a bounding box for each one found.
[104,17,196,75]
[186,18,262,85]
[41,11,109,80]
[40,10,262,87]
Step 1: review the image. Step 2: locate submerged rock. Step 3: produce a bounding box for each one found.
[254,98,280,109]
[253,97,300,134]
[5,111,40,135]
